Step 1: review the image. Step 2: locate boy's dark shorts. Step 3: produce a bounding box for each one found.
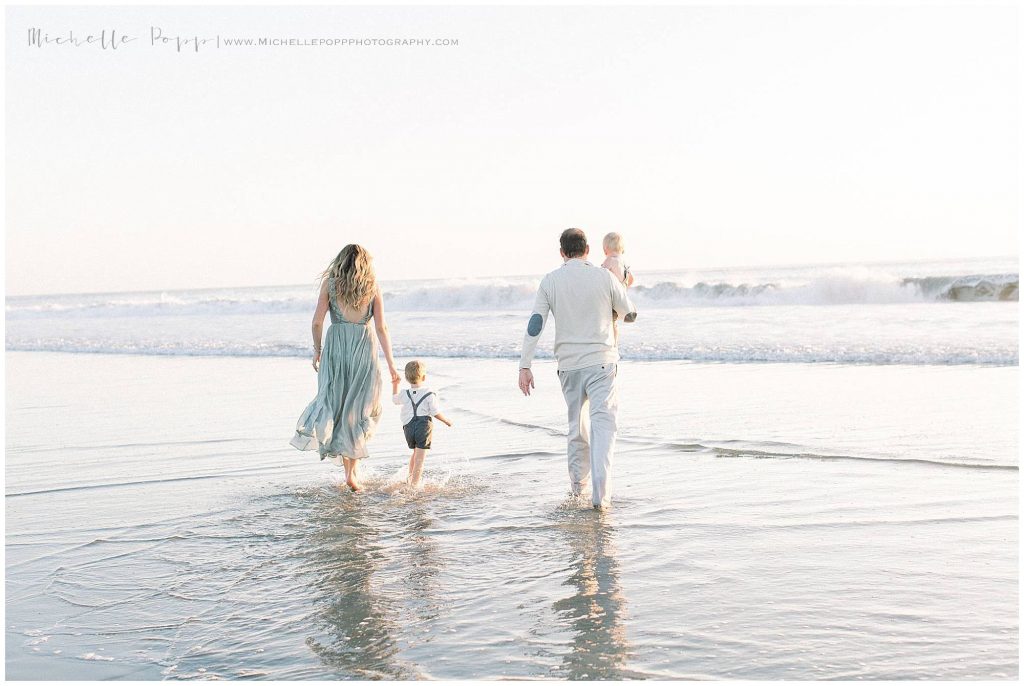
[403,416,433,449]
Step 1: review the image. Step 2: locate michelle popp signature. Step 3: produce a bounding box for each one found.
[27,27,222,52]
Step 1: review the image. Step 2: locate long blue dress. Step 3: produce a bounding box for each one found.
[290,280,383,462]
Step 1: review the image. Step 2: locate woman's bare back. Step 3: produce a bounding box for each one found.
[335,298,372,324]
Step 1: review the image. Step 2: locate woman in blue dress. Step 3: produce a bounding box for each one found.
[290,244,400,490]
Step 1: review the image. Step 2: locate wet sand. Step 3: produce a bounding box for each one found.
[5,352,1018,679]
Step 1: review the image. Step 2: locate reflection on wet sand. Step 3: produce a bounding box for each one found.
[398,501,443,625]
[293,485,446,679]
[553,510,631,679]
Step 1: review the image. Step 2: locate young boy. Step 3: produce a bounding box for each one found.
[601,232,635,342]
[392,360,453,488]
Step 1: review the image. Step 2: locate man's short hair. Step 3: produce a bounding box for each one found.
[405,360,426,383]
[560,228,588,258]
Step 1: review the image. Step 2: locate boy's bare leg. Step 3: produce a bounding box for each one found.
[410,448,427,487]
[406,451,416,483]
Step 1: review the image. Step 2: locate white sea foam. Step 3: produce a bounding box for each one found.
[4,259,1017,367]
[78,652,115,661]
[5,262,1018,319]
[4,336,1016,366]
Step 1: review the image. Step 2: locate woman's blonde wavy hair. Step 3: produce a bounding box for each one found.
[320,244,377,311]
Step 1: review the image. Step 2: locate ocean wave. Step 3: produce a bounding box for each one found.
[903,274,1019,302]
[5,271,1018,319]
[4,292,313,319]
[633,272,1019,306]
[5,338,1016,366]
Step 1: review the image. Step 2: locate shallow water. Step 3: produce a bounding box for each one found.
[5,353,1017,679]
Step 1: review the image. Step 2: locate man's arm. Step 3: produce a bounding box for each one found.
[610,276,637,323]
[518,279,551,396]
[519,279,551,369]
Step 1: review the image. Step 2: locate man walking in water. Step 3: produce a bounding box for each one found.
[518,228,637,508]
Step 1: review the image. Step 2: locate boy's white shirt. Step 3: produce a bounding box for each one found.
[392,385,440,425]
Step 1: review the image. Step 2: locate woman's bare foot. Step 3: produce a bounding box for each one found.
[347,478,363,492]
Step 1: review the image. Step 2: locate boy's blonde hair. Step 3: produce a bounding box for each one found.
[405,360,426,384]
[603,232,625,254]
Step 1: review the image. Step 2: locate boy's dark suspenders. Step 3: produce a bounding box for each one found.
[406,390,435,419]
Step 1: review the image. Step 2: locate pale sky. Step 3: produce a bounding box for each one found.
[5,3,1019,295]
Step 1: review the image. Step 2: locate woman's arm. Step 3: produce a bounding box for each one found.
[311,280,330,371]
[372,290,400,384]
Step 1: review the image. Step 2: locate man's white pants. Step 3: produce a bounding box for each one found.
[557,363,618,507]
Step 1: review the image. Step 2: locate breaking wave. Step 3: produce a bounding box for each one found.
[632,273,1018,306]
[4,271,1018,319]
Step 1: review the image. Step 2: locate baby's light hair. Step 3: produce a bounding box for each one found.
[603,232,625,254]
[405,360,426,383]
